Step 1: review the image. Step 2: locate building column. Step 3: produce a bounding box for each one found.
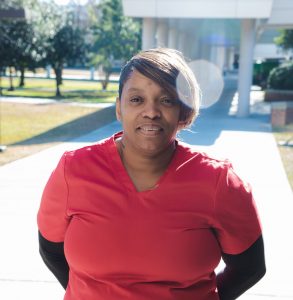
[184,34,194,58]
[142,18,156,50]
[168,26,178,49]
[190,32,201,60]
[226,47,235,71]
[178,31,187,54]
[210,45,226,72]
[200,42,212,61]
[156,19,168,47]
[237,19,256,117]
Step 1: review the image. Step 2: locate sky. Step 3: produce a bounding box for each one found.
[54,0,89,5]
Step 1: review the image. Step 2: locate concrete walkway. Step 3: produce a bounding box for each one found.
[0,76,292,299]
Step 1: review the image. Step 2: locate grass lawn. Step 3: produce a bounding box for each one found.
[0,102,116,165]
[272,124,293,191]
[0,76,118,165]
[0,77,118,103]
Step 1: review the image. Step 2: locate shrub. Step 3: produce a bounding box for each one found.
[253,59,280,89]
[267,61,293,90]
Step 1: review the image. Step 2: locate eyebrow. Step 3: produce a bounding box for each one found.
[126,87,145,93]
[126,87,169,96]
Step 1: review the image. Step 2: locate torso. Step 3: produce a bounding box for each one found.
[62,133,224,299]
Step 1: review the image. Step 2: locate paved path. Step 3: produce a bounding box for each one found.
[0,76,292,299]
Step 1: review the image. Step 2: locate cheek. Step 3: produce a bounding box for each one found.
[119,110,135,127]
[165,110,181,126]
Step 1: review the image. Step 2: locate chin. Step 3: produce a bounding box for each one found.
[137,141,174,157]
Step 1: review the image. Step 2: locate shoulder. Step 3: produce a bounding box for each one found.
[176,141,231,173]
[67,137,110,158]
[173,141,234,188]
[60,136,113,172]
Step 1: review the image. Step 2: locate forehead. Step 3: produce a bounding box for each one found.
[122,69,165,94]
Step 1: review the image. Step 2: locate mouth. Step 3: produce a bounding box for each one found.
[137,124,163,136]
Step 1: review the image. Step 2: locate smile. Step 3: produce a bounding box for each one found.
[140,127,162,132]
[137,124,163,135]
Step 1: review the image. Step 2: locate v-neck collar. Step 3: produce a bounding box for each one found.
[106,131,181,195]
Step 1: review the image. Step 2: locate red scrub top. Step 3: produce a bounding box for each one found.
[37,132,262,300]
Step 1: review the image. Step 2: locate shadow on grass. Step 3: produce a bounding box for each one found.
[11,106,116,146]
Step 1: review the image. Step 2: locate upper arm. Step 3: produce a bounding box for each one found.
[37,152,71,242]
[212,165,262,255]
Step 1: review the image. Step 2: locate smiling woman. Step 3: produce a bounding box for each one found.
[37,48,265,300]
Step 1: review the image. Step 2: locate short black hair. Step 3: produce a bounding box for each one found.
[118,48,200,126]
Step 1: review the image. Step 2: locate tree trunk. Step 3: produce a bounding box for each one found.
[102,71,110,91]
[54,66,63,98]
[56,84,61,97]
[19,66,25,87]
[8,67,14,91]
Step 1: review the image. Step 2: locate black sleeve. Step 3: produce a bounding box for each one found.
[216,235,266,300]
[38,231,69,290]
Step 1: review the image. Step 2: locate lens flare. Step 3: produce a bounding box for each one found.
[187,60,224,109]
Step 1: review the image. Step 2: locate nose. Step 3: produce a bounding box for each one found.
[141,101,161,119]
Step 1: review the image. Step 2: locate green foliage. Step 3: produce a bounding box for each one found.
[46,26,87,67]
[0,0,88,96]
[0,0,61,89]
[44,25,88,96]
[267,61,293,90]
[0,0,23,9]
[0,18,37,90]
[0,0,141,95]
[275,29,293,51]
[90,0,141,89]
[29,1,89,97]
[253,59,281,89]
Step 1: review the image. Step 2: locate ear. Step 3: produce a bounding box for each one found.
[116,97,122,122]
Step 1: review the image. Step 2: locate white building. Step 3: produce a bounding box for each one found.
[121,0,293,116]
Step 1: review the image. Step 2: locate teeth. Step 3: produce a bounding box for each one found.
[140,126,161,131]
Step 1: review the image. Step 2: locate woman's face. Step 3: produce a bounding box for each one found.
[116,69,185,156]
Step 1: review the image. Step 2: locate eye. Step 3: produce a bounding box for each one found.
[160,98,176,106]
[130,96,143,103]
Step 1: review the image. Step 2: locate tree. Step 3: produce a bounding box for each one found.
[22,0,89,97]
[1,0,88,96]
[90,0,141,90]
[12,20,36,87]
[0,21,11,94]
[0,0,27,92]
[0,0,55,89]
[275,29,293,52]
[0,18,38,89]
[45,25,87,97]
[268,61,293,90]
[0,19,19,91]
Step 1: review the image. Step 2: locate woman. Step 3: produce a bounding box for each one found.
[37,48,265,300]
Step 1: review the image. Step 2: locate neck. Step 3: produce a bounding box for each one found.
[116,138,176,175]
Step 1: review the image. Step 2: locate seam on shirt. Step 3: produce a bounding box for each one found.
[63,152,70,218]
[212,160,232,223]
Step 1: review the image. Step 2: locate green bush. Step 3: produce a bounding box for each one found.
[267,61,293,90]
[253,59,280,88]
